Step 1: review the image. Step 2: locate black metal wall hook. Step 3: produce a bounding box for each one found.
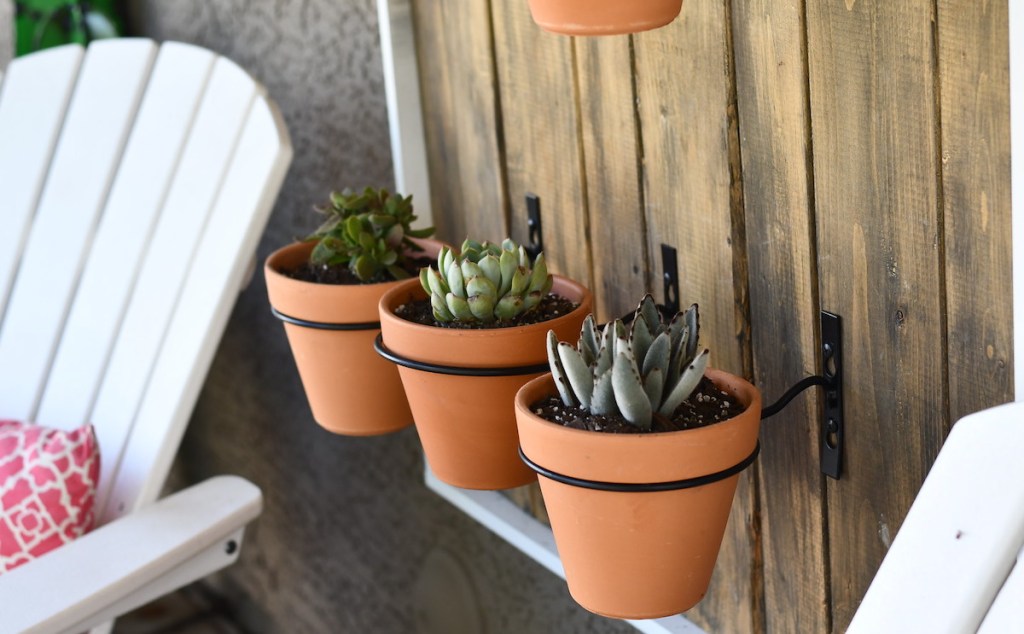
[759,311,844,480]
[524,193,544,260]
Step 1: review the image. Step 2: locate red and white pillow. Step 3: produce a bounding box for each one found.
[0,420,100,573]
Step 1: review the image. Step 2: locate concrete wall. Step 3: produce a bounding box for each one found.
[121,2,633,632]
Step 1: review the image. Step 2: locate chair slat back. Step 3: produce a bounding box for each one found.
[0,39,291,527]
[0,40,155,419]
[849,402,1024,633]
[0,45,83,317]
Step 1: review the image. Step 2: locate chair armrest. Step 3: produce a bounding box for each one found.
[0,475,262,634]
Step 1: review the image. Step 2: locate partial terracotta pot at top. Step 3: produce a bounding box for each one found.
[515,369,762,619]
[527,0,683,36]
[377,276,592,490]
[265,239,443,435]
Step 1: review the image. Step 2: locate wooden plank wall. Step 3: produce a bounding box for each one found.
[411,0,1013,631]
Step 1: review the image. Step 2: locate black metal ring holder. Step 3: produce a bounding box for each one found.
[271,306,381,331]
[371,194,845,494]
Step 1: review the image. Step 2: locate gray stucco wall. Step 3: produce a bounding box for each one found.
[117,2,633,632]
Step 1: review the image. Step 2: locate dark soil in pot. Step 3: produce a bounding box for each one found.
[394,294,579,329]
[282,254,435,285]
[530,376,746,434]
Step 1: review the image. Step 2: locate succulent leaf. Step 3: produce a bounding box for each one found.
[548,331,577,407]
[426,268,449,297]
[578,315,599,365]
[528,254,550,293]
[431,292,454,322]
[659,349,710,416]
[466,274,497,299]
[447,263,466,298]
[494,295,524,320]
[683,303,700,360]
[644,367,665,412]
[612,350,653,430]
[446,293,474,321]
[558,343,594,409]
[479,254,502,288]
[642,331,671,378]
[631,316,654,370]
[510,268,530,295]
[468,294,496,322]
[498,250,517,296]
[639,294,661,332]
[590,370,616,416]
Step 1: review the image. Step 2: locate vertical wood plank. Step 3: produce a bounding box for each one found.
[937,0,1013,419]
[575,35,648,322]
[490,1,592,288]
[634,4,759,632]
[411,0,506,244]
[731,0,830,631]
[806,2,947,629]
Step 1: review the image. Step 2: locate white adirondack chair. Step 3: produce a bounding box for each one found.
[0,38,292,633]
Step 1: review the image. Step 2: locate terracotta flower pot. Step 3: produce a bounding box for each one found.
[377,276,592,490]
[265,239,443,435]
[515,369,762,619]
[526,0,683,36]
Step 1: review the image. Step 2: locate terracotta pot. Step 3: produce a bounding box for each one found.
[378,276,592,490]
[265,239,443,435]
[515,369,762,619]
[526,0,683,36]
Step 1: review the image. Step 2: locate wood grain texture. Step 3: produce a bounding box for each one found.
[575,34,649,322]
[806,1,947,629]
[634,4,758,632]
[412,0,507,244]
[490,1,591,287]
[937,0,1013,419]
[730,0,830,632]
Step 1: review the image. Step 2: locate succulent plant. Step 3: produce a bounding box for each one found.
[307,186,435,282]
[547,295,709,431]
[419,238,554,324]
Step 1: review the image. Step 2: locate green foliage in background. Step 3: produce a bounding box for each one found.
[15,0,122,56]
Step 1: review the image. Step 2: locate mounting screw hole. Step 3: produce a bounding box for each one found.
[225,540,238,555]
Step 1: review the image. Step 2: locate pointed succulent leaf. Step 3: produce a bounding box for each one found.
[518,246,530,268]
[548,331,577,406]
[501,238,516,252]
[659,349,710,416]
[510,268,530,295]
[494,295,524,320]
[461,260,484,283]
[642,331,672,378]
[630,316,654,370]
[667,312,686,355]
[426,268,449,297]
[578,315,599,365]
[558,343,594,408]
[612,350,653,430]
[643,367,665,413]
[407,226,434,239]
[467,294,496,322]
[540,275,553,297]
[438,247,453,276]
[446,293,474,321]
[419,268,430,294]
[446,263,466,298]
[527,254,549,293]
[522,291,542,312]
[590,369,617,416]
[431,292,454,322]
[638,294,661,332]
[466,274,497,299]
[498,250,517,296]
[478,254,502,288]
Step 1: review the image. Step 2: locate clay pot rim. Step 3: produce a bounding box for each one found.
[516,368,760,440]
[378,275,593,343]
[264,238,439,290]
[515,368,763,483]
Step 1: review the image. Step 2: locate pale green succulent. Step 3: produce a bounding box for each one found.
[547,295,709,431]
[419,238,554,323]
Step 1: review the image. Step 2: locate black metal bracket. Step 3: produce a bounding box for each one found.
[660,244,680,316]
[525,193,544,260]
[760,311,844,480]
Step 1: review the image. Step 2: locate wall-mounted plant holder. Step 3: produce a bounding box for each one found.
[524,192,544,260]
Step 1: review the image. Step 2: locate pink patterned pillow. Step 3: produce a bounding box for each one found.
[0,420,100,573]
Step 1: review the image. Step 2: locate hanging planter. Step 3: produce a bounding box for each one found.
[515,296,762,618]
[265,187,439,436]
[526,0,683,36]
[376,239,592,490]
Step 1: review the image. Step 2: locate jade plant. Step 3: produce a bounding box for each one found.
[420,238,553,323]
[546,295,709,430]
[307,186,435,282]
